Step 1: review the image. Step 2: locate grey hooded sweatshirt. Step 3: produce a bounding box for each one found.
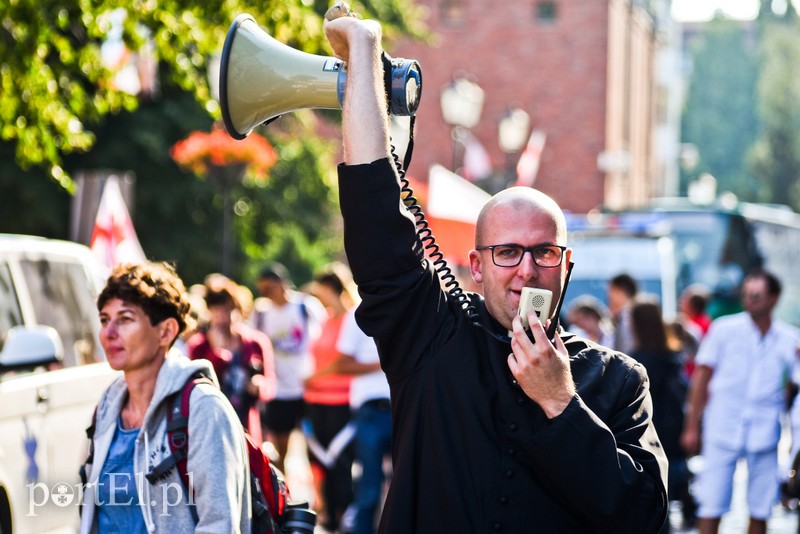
[80,352,252,533]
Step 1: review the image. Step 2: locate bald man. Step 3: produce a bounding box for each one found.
[325,14,668,534]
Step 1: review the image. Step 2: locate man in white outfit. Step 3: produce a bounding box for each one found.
[682,269,800,534]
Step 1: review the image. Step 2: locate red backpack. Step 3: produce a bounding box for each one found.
[154,373,316,533]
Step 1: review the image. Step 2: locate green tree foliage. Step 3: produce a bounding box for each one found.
[60,82,226,284]
[680,16,759,199]
[0,0,425,190]
[61,86,339,285]
[0,0,426,286]
[747,13,800,209]
[682,1,800,209]
[237,112,342,286]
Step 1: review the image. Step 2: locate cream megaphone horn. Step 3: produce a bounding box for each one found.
[219,13,422,139]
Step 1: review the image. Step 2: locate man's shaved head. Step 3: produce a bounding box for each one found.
[476,187,567,247]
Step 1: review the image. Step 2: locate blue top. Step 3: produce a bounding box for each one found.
[96,417,146,532]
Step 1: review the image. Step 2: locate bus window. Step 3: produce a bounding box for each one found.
[655,211,759,318]
[564,234,677,320]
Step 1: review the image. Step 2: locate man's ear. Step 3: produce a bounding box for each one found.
[468,250,483,284]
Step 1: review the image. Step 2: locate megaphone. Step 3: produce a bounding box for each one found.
[219,14,422,139]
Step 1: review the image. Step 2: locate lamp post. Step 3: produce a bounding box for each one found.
[497,107,530,189]
[206,163,247,276]
[172,123,276,279]
[440,76,484,172]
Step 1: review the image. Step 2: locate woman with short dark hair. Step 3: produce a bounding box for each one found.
[80,261,251,533]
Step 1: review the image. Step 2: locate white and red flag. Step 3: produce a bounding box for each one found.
[461,132,492,183]
[89,176,146,269]
[515,129,547,187]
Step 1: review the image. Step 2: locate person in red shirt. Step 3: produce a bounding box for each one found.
[304,264,357,532]
[680,284,712,336]
[678,284,712,378]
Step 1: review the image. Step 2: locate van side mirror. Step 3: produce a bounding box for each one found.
[0,325,64,372]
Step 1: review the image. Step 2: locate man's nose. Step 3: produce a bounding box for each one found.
[517,250,538,278]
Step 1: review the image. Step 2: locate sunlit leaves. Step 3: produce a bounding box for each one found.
[746,16,800,209]
[0,0,424,191]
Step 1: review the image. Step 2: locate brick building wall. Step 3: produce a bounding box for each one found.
[389,0,662,213]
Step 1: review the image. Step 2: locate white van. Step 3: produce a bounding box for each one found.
[0,235,119,533]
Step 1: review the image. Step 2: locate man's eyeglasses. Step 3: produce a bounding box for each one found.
[476,244,567,268]
[741,292,766,302]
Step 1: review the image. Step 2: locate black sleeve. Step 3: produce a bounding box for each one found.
[338,158,422,285]
[516,360,668,532]
[337,158,456,383]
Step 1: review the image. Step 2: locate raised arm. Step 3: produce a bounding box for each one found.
[323,16,391,164]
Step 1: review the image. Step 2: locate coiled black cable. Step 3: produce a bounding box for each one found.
[389,115,482,328]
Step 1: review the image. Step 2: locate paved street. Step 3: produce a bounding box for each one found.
[283,430,317,509]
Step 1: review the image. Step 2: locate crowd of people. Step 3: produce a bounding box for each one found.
[80,258,392,534]
[564,269,800,534]
[76,9,800,534]
[79,256,800,533]
[78,218,800,534]
[186,261,392,533]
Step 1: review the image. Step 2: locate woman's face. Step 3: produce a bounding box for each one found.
[99,298,171,374]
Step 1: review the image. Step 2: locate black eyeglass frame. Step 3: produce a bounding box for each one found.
[475,244,567,268]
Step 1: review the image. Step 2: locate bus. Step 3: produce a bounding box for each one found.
[563,197,800,327]
[564,230,679,320]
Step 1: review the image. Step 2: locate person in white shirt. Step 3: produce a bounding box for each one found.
[253,262,326,473]
[336,308,391,534]
[682,269,800,534]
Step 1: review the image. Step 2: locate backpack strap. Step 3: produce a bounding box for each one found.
[79,380,116,485]
[144,373,213,524]
[168,375,213,489]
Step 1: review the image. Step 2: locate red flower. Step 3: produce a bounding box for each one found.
[171,125,277,178]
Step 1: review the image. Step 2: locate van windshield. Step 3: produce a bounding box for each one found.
[0,262,24,353]
[19,259,101,367]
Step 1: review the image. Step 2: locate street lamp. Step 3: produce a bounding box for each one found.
[440,76,484,171]
[497,107,530,186]
[206,163,246,276]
